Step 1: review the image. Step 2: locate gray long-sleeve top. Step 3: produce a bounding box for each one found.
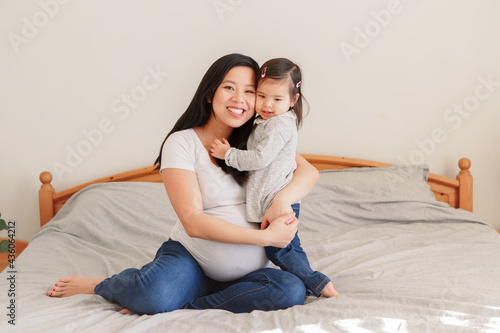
[225,111,298,222]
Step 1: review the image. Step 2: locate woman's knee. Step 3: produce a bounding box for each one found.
[119,271,202,314]
[279,272,306,308]
[97,241,209,314]
[258,269,306,310]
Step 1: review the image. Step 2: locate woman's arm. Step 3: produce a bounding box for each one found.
[261,153,319,228]
[162,168,298,248]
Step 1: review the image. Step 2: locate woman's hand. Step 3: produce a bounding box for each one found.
[261,212,298,248]
[261,198,294,230]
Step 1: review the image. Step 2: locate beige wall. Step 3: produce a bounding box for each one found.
[1,0,499,241]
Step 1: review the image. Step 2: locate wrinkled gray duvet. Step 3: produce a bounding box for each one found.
[1,179,499,332]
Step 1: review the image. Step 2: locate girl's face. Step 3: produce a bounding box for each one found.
[256,79,297,120]
[210,66,256,129]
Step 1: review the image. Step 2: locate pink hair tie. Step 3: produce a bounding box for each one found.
[261,67,267,78]
[296,80,302,88]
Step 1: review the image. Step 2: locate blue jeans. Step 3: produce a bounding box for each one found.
[94,239,306,315]
[265,203,330,297]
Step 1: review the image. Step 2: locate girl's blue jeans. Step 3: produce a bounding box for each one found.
[94,239,306,315]
[265,203,331,297]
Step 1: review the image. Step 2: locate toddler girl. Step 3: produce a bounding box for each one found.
[211,58,338,298]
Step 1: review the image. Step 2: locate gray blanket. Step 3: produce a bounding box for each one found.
[1,180,499,332]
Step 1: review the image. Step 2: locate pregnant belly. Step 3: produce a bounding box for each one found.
[171,204,270,282]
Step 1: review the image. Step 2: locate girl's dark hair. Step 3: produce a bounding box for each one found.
[258,58,308,128]
[154,53,259,186]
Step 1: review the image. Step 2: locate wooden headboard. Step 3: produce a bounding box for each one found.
[38,155,473,227]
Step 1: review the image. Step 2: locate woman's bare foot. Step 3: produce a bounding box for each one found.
[47,275,106,298]
[320,281,339,297]
[120,308,136,315]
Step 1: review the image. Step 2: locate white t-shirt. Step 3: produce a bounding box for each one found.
[160,128,269,282]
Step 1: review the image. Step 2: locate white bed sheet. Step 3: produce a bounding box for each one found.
[1,179,499,332]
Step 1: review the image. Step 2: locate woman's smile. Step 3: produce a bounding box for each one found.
[227,106,246,116]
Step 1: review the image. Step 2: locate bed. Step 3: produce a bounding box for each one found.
[2,154,499,332]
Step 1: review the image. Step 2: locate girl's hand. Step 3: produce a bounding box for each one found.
[210,138,231,160]
[261,212,298,248]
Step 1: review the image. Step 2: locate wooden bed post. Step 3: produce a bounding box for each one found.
[39,171,55,227]
[457,158,473,212]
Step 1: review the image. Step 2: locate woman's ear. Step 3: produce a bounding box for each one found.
[290,93,300,107]
[207,96,212,103]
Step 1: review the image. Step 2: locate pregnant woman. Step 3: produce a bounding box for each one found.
[47,53,319,315]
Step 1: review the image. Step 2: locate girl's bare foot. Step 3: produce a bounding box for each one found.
[320,281,339,297]
[47,275,106,298]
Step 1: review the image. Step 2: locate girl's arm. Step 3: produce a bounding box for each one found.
[261,153,319,228]
[162,168,298,248]
[211,117,293,171]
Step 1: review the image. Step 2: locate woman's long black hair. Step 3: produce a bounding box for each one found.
[154,53,259,186]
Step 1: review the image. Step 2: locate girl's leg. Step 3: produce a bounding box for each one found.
[265,204,333,297]
[183,268,306,313]
[94,239,211,315]
[266,232,331,297]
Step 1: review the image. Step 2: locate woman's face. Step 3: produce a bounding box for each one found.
[210,66,256,129]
